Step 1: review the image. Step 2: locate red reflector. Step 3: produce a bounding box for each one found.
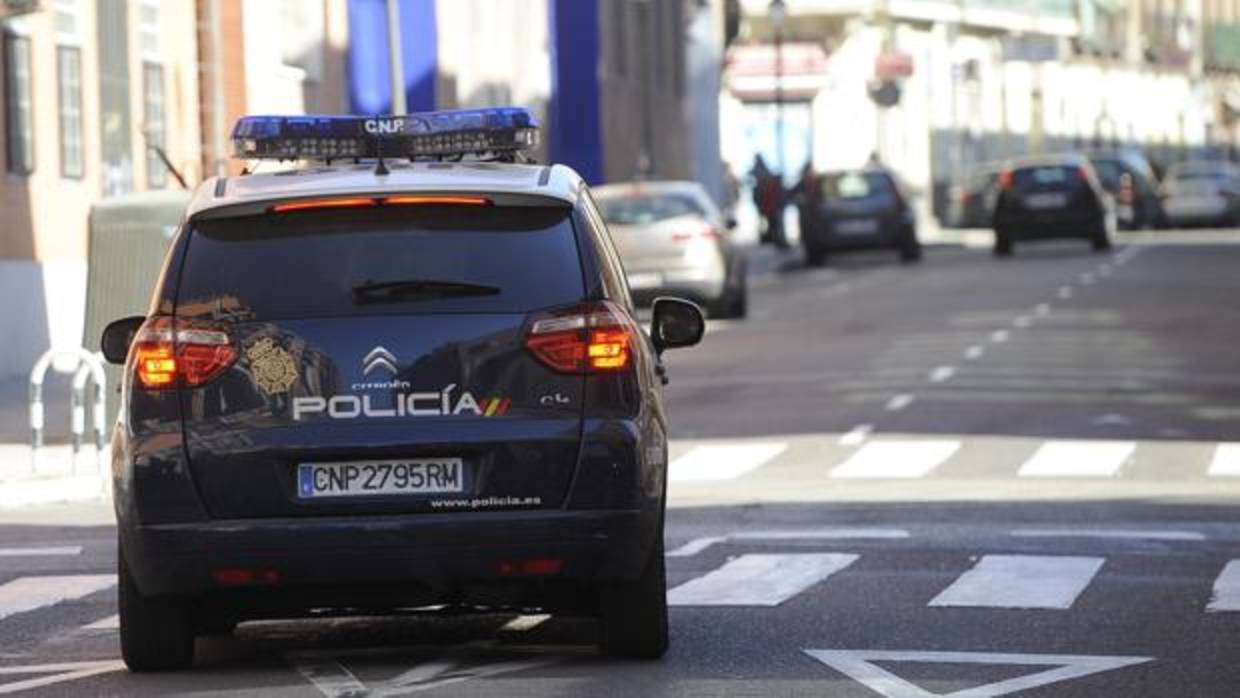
[213,568,280,587]
[382,195,491,206]
[271,197,378,213]
[495,559,563,576]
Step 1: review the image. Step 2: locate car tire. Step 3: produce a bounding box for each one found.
[899,231,922,264]
[803,245,826,267]
[599,533,669,659]
[993,230,1013,257]
[119,544,196,672]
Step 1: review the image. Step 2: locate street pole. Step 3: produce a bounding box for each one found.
[386,0,407,115]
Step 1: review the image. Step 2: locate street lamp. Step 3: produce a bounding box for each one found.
[770,0,786,184]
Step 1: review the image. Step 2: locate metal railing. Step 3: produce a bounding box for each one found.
[28,348,107,475]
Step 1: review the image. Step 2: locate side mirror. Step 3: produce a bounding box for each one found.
[650,297,705,355]
[101,316,146,364]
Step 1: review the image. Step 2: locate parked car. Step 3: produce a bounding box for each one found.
[1160,161,1240,228]
[1087,151,1164,229]
[593,181,748,319]
[800,167,921,266]
[993,155,1115,256]
[947,162,1003,229]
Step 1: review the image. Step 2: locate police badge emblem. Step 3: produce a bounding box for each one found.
[246,338,298,394]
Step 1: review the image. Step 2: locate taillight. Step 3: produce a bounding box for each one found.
[130,317,238,389]
[525,302,636,373]
[1119,174,1135,204]
[672,223,721,243]
[998,170,1014,190]
[1077,166,1091,182]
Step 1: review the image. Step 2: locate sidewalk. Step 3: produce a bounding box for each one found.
[0,374,109,509]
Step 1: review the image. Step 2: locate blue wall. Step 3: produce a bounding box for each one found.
[347,0,437,115]
[548,0,603,184]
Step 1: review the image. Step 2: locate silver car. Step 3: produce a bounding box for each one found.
[594,181,747,319]
[1161,161,1240,228]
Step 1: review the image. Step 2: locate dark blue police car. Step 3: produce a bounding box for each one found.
[100,108,705,671]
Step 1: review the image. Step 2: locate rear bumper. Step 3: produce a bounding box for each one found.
[122,508,659,598]
[995,213,1102,239]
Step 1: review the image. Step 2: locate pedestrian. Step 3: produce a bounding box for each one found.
[750,155,787,249]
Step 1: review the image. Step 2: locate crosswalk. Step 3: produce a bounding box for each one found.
[669,435,1240,482]
[668,551,1240,615]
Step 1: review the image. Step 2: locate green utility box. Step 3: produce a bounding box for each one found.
[82,190,192,426]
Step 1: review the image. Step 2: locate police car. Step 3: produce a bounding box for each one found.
[100,107,705,671]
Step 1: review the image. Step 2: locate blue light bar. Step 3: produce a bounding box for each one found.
[231,107,540,161]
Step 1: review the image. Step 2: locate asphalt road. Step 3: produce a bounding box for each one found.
[4,231,1240,696]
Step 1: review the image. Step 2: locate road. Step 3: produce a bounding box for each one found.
[4,231,1240,696]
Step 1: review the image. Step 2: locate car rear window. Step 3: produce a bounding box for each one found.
[1012,165,1085,191]
[596,194,705,225]
[1090,159,1123,189]
[176,205,584,321]
[820,172,896,201]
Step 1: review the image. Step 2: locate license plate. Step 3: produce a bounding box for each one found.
[298,459,465,498]
[627,272,663,290]
[1024,193,1068,209]
[836,219,879,235]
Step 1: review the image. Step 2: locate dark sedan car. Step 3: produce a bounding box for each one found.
[800,168,921,266]
[993,156,1115,256]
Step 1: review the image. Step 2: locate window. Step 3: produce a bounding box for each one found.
[279,0,325,80]
[143,63,166,188]
[56,47,83,178]
[177,207,586,321]
[137,0,159,59]
[4,33,33,175]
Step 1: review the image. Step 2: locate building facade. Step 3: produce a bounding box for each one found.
[0,0,201,379]
[724,0,1240,226]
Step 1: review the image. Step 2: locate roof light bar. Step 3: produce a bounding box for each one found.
[231,107,539,162]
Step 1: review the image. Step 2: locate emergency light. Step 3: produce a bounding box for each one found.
[231,107,539,162]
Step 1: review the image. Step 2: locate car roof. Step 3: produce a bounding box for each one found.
[1005,153,1091,169]
[591,180,710,199]
[186,161,586,219]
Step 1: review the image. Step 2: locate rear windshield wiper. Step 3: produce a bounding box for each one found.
[351,279,501,304]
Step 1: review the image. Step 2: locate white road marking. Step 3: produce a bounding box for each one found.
[1035,303,1051,316]
[669,442,787,482]
[1018,440,1135,477]
[1058,286,1074,300]
[0,546,82,557]
[0,575,115,622]
[0,661,126,696]
[930,555,1105,609]
[1208,443,1240,476]
[965,344,986,360]
[838,424,874,447]
[1013,315,1032,328]
[499,614,550,633]
[885,394,915,412]
[81,614,119,630]
[1207,560,1240,612]
[929,366,955,383]
[1080,272,1096,284]
[666,536,727,558]
[1098,264,1113,276]
[732,528,910,541]
[668,553,857,606]
[1011,529,1205,542]
[805,649,1152,698]
[989,330,1009,343]
[288,657,371,698]
[380,654,558,693]
[830,440,961,479]
[667,529,908,558]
